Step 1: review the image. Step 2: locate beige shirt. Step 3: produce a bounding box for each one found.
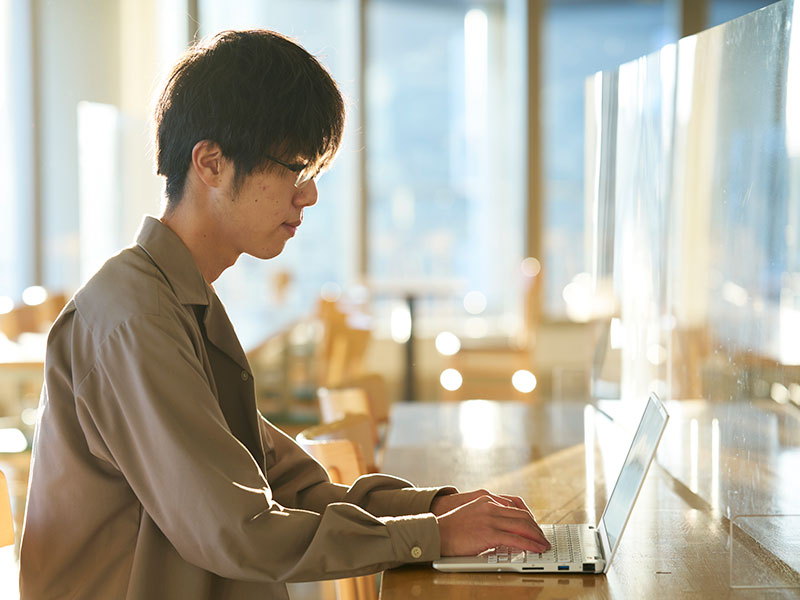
[20,217,451,599]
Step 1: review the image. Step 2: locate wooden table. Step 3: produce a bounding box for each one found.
[378,399,800,599]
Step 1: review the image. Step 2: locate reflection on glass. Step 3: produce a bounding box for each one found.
[711,417,720,510]
[544,0,673,317]
[586,0,800,537]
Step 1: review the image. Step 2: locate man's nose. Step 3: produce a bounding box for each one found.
[294,179,318,207]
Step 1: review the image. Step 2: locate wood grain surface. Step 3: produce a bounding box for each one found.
[379,400,800,599]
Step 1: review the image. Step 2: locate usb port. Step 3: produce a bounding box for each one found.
[558,565,569,571]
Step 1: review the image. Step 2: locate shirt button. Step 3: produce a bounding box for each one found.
[410,546,423,559]
[240,370,249,381]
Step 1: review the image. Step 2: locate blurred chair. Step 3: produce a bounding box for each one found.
[0,291,67,341]
[246,297,373,433]
[332,373,390,445]
[440,264,542,401]
[296,416,378,600]
[316,309,372,388]
[296,414,374,482]
[308,402,377,473]
[251,297,373,397]
[672,325,711,399]
[317,385,387,464]
[0,470,14,547]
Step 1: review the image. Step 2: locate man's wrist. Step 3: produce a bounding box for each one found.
[429,488,459,515]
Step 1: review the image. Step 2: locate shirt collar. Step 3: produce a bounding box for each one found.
[135,216,210,306]
[135,216,252,375]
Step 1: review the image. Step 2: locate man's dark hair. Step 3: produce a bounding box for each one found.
[154,30,345,206]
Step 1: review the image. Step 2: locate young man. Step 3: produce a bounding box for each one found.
[19,30,548,599]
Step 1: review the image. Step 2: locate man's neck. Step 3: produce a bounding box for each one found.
[159,198,238,285]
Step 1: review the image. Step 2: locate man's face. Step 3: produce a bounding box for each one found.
[216,161,319,260]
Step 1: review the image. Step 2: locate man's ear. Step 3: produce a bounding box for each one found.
[190,140,229,188]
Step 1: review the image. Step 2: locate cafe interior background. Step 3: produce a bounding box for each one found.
[0,0,796,595]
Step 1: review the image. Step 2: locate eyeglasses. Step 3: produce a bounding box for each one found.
[264,155,320,189]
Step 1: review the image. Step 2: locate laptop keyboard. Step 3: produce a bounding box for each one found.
[486,524,583,564]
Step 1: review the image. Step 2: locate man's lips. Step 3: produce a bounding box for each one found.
[282,219,302,236]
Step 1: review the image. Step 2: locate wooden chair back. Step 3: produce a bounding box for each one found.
[328,374,390,454]
[301,411,376,473]
[0,291,67,341]
[335,373,389,429]
[315,299,372,388]
[296,417,378,600]
[0,470,14,547]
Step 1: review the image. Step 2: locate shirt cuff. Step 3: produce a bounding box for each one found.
[382,513,442,563]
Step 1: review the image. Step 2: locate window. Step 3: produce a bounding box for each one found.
[366,0,527,333]
[0,0,34,301]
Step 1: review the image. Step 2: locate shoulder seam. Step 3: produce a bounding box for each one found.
[73,312,176,394]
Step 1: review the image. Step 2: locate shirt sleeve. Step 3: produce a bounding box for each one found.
[74,311,444,583]
[259,415,458,517]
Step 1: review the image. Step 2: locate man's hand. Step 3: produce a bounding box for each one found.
[433,491,551,557]
[431,489,532,516]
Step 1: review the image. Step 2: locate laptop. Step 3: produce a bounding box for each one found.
[432,392,669,574]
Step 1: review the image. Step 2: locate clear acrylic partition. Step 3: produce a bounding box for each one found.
[586,0,800,589]
[730,515,800,589]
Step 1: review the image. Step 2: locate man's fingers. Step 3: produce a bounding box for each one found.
[438,496,551,556]
[492,532,551,554]
[488,494,515,507]
[492,496,545,537]
[492,495,546,538]
[486,503,550,548]
[470,491,514,508]
[499,494,531,512]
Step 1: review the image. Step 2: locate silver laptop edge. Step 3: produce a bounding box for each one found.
[432,392,669,575]
[595,392,669,572]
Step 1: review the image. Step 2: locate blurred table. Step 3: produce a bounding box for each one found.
[367,278,462,402]
[0,333,45,418]
[379,399,799,599]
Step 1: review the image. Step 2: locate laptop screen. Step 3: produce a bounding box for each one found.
[600,393,669,553]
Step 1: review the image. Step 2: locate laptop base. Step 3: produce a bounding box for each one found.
[432,524,606,574]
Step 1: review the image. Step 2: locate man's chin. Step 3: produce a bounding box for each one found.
[250,244,286,261]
